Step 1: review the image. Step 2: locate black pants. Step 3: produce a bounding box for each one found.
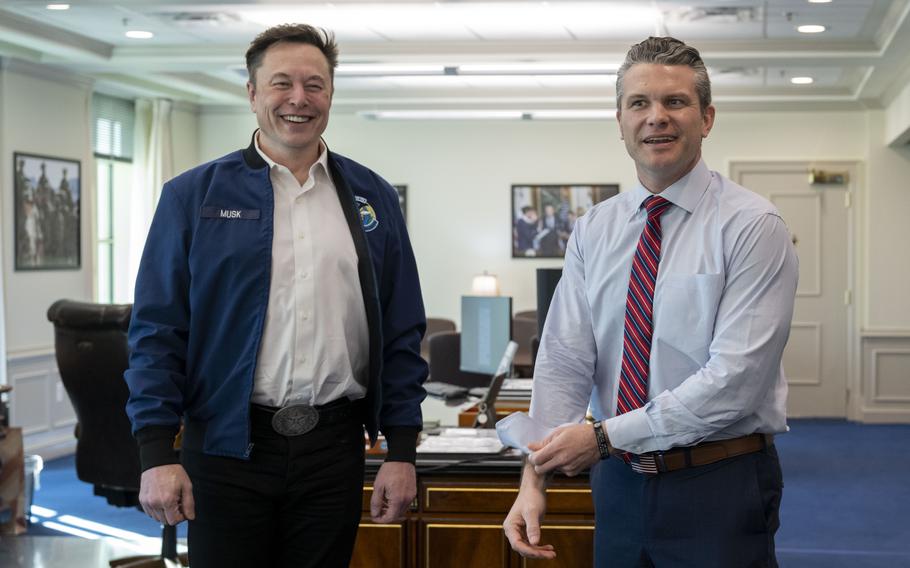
[182,409,366,568]
[591,445,783,568]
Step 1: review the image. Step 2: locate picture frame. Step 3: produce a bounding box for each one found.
[13,152,81,270]
[512,183,619,258]
[393,184,407,223]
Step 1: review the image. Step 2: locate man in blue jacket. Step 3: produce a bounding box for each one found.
[125,23,428,568]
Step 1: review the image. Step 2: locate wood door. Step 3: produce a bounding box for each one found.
[730,161,854,417]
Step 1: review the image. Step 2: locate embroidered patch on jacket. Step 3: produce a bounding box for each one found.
[355,196,379,232]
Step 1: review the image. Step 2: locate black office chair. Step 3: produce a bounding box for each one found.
[427,331,491,389]
[47,299,185,567]
[420,317,457,361]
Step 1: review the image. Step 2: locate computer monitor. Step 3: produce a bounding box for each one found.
[536,268,562,338]
[460,296,513,375]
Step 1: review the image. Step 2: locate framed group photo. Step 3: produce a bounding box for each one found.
[13,152,81,270]
[512,183,619,258]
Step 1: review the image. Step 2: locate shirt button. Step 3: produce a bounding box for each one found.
[302,272,309,279]
[298,233,305,240]
[303,313,310,321]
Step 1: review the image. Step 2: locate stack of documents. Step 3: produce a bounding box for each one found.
[416,427,505,454]
[468,378,534,401]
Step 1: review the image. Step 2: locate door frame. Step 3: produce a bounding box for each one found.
[726,158,862,420]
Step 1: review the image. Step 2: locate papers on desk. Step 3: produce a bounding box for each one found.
[416,428,505,454]
[468,378,534,401]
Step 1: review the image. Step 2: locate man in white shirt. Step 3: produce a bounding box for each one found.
[504,37,797,567]
[128,24,427,568]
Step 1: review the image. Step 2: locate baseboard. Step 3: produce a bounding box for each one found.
[24,427,76,461]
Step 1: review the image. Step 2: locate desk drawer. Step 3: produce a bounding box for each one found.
[422,482,592,514]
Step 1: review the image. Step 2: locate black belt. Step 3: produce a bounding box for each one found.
[251,398,363,436]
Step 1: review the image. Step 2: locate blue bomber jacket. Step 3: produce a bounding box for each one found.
[125,135,428,470]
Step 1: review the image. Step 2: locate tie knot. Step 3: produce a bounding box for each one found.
[644,195,671,218]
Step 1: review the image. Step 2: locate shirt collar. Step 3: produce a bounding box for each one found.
[628,158,711,218]
[253,129,329,181]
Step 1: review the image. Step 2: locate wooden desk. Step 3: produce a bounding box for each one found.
[0,427,25,535]
[457,401,530,428]
[352,456,594,568]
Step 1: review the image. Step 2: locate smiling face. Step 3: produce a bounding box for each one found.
[247,41,333,166]
[616,63,715,193]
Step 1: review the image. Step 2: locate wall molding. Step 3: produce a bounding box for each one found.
[7,345,55,364]
[6,350,77,456]
[0,57,94,90]
[787,321,822,386]
[870,348,910,403]
[862,328,910,338]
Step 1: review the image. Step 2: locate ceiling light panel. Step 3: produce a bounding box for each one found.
[458,62,619,75]
[360,110,524,120]
[237,6,474,41]
[336,64,447,76]
[459,4,572,40]
[766,0,872,38]
[766,66,844,86]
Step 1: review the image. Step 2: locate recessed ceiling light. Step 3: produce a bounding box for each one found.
[808,0,832,3]
[46,3,70,9]
[791,76,814,84]
[457,62,620,75]
[125,30,154,39]
[797,24,827,33]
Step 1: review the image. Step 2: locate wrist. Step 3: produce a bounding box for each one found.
[521,460,550,490]
[592,420,612,460]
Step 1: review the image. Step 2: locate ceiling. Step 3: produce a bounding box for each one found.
[1,0,910,118]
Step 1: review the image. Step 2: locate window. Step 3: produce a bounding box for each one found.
[92,94,135,303]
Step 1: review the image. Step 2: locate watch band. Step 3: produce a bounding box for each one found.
[593,420,611,460]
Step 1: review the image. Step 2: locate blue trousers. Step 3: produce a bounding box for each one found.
[591,445,782,568]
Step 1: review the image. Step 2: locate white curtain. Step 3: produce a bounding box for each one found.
[122,98,173,302]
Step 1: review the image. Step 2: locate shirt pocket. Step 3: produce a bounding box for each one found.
[657,272,724,356]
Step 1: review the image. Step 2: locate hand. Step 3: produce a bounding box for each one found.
[370,461,416,523]
[527,423,600,477]
[139,464,195,525]
[503,472,556,560]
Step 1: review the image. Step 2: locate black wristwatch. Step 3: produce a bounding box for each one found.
[592,420,611,460]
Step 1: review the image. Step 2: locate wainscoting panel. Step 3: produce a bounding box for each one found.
[6,348,76,459]
[861,334,910,423]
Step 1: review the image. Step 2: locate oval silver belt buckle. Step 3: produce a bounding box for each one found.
[272,404,319,436]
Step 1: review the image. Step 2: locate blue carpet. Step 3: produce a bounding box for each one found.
[775,420,910,567]
[23,419,910,567]
[28,455,187,540]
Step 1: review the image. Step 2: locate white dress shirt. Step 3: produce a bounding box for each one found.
[530,159,798,454]
[251,134,368,407]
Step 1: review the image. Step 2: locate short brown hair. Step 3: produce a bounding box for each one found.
[616,36,711,114]
[245,24,339,84]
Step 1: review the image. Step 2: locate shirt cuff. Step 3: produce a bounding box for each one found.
[381,426,420,464]
[604,408,654,455]
[135,425,181,471]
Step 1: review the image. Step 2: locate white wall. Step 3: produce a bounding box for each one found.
[1,61,95,354]
[0,60,201,455]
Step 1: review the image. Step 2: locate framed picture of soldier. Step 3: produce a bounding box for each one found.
[13,152,81,270]
[512,183,619,258]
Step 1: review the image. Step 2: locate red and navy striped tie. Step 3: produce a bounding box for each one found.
[617,195,672,471]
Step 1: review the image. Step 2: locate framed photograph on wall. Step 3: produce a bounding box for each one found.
[393,184,407,223]
[13,152,81,270]
[512,183,619,258]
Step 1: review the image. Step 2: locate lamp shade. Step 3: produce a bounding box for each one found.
[471,272,500,296]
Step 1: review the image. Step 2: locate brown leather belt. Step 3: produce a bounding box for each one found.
[631,433,773,474]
